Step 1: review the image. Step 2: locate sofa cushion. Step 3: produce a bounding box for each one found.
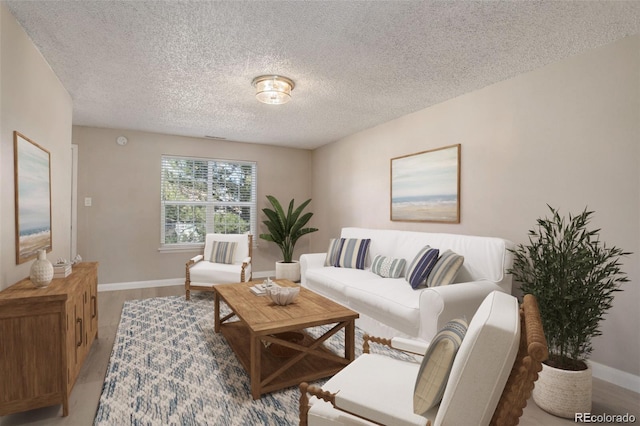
[371,255,406,278]
[344,277,422,337]
[325,238,342,266]
[413,318,467,415]
[335,238,371,269]
[305,267,380,302]
[426,250,464,287]
[209,241,237,264]
[406,246,440,289]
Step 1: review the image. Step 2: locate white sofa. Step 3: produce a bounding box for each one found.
[300,227,514,344]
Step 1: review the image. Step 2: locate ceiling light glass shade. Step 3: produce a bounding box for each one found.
[252,75,295,105]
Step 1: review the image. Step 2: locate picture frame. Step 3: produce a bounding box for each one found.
[390,144,461,223]
[14,131,52,264]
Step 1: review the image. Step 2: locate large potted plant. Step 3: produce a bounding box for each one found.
[259,195,318,282]
[510,206,630,418]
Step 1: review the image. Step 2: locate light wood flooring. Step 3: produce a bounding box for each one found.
[1,285,638,425]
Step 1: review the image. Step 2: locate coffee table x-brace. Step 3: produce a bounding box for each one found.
[213,280,359,399]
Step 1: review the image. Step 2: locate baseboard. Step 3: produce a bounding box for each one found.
[590,360,640,394]
[97,271,276,292]
[98,278,183,292]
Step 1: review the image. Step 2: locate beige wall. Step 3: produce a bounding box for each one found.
[0,3,73,290]
[73,126,313,284]
[311,36,640,376]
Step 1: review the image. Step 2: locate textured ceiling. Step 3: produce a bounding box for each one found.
[5,1,640,149]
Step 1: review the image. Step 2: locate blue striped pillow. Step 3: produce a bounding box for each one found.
[335,238,371,269]
[371,255,406,278]
[210,241,237,264]
[406,246,440,289]
[426,250,464,287]
[325,238,342,266]
[414,318,467,414]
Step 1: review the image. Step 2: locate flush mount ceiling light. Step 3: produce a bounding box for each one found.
[252,75,295,105]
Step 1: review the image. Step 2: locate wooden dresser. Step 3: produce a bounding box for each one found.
[0,262,98,417]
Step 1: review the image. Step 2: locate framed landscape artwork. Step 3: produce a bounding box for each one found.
[390,144,461,223]
[14,131,52,264]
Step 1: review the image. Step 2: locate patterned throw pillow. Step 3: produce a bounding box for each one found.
[210,241,237,264]
[325,238,342,266]
[426,250,464,287]
[371,255,406,278]
[335,238,371,269]
[413,318,468,415]
[406,246,440,289]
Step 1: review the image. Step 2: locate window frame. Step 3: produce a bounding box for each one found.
[160,155,257,250]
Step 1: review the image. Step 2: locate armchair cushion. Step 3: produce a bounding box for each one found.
[203,233,249,264]
[209,241,237,264]
[189,261,251,285]
[331,354,430,426]
[406,246,440,289]
[413,318,467,415]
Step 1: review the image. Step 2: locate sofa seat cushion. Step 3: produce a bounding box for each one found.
[305,267,380,301]
[344,278,421,337]
[189,261,250,285]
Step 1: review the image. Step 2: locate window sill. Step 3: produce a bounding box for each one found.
[158,244,204,254]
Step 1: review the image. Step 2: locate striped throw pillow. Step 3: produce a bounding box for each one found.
[426,250,464,287]
[210,241,237,264]
[335,238,371,269]
[413,318,468,415]
[406,246,440,289]
[371,255,406,278]
[325,238,342,266]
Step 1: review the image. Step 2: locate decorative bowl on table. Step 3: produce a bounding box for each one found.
[266,286,300,305]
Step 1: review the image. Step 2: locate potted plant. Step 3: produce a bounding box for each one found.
[259,195,318,282]
[510,205,630,418]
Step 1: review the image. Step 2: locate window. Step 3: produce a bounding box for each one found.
[161,155,257,246]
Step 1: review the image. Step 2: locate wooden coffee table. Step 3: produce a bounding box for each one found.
[214,279,359,399]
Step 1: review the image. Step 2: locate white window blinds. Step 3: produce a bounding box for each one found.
[160,155,257,245]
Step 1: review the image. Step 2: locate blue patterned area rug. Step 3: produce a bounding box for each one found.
[94,293,409,425]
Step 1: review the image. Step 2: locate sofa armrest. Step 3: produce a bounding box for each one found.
[418,281,504,343]
[300,253,327,287]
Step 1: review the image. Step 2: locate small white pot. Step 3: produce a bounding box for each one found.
[275,261,300,282]
[533,362,592,418]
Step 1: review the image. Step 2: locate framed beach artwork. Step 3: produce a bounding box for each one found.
[14,131,52,264]
[390,144,461,223]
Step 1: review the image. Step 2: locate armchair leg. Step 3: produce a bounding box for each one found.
[299,382,310,426]
[299,382,338,426]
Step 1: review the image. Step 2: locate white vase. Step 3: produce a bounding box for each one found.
[30,249,54,288]
[533,362,592,418]
[275,260,301,282]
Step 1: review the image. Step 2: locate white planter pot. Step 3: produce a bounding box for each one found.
[275,261,300,282]
[533,362,592,418]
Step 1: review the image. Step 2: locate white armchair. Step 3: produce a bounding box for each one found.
[185,233,252,300]
[299,292,548,426]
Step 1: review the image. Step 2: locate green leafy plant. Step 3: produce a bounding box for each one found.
[510,206,630,371]
[259,196,318,263]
